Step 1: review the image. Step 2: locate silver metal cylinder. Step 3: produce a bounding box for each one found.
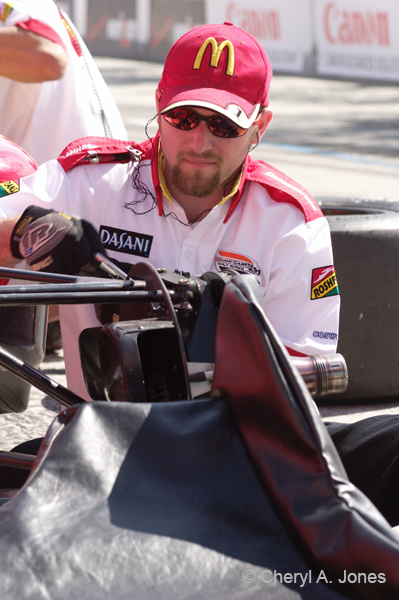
[291,353,348,397]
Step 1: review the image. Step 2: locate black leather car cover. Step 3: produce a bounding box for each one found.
[0,276,398,600]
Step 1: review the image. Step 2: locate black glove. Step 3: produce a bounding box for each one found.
[11,205,105,275]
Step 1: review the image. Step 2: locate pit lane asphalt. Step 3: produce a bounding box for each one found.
[1,58,398,451]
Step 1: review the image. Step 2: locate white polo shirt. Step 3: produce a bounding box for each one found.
[0,135,340,399]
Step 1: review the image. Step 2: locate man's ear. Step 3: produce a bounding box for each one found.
[155,89,163,128]
[155,89,162,113]
[255,109,273,142]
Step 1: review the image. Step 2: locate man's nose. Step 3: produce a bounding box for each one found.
[187,120,214,153]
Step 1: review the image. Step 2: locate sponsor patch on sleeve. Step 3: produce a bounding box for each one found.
[311,265,339,300]
[1,4,13,24]
[0,180,20,197]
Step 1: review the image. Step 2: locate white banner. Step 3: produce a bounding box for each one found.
[315,0,399,81]
[205,0,312,73]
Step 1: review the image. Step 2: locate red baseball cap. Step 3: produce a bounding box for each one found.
[158,22,273,128]
[0,135,38,182]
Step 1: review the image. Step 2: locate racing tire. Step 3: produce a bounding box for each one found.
[0,305,47,413]
[317,197,399,403]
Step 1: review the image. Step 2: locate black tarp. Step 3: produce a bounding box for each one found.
[0,276,398,599]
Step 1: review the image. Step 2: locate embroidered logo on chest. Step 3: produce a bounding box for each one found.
[100,226,153,258]
[214,250,264,285]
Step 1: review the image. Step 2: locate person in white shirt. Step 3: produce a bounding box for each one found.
[0,0,127,350]
[1,21,399,527]
[0,0,127,165]
[0,21,338,397]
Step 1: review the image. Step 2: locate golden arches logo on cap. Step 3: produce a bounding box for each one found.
[193,38,235,77]
[157,22,273,128]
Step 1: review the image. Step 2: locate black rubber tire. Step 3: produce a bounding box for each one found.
[0,305,47,413]
[317,197,399,403]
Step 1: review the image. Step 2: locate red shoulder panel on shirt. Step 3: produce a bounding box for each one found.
[17,19,66,51]
[225,156,323,223]
[57,137,155,172]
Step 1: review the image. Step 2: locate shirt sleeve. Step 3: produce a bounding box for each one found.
[263,215,340,357]
[0,158,72,217]
[0,1,66,49]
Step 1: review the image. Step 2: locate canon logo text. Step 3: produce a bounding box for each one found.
[324,2,390,47]
[226,3,281,41]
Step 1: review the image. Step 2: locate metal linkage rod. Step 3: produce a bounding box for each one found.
[0,345,87,407]
[0,266,78,284]
[0,280,143,295]
[0,290,191,306]
[0,451,36,470]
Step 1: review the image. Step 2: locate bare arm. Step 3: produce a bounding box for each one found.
[0,26,67,82]
[0,215,20,266]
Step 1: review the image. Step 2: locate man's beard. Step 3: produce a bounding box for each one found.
[170,154,222,198]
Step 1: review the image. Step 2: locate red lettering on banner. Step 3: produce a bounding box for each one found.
[120,19,131,47]
[324,3,390,47]
[227,4,281,41]
[324,3,337,44]
[86,13,108,43]
[151,17,174,48]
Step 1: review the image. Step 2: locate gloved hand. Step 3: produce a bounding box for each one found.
[10,205,105,275]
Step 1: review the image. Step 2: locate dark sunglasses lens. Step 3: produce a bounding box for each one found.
[164,109,247,138]
[164,109,197,130]
[209,116,243,138]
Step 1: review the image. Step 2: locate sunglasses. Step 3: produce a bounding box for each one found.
[162,108,249,138]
